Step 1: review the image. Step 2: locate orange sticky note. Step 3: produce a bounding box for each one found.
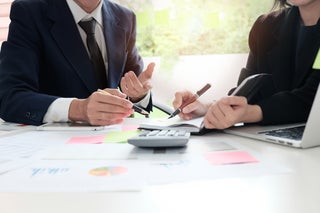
[66,135,105,144]
[204,151,258,165]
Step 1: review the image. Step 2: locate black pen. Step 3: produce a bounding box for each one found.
[97,89,149,116]
[168,83,211,119]
[132,104,149,115]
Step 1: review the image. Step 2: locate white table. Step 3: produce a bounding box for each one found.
[0,119,319,213]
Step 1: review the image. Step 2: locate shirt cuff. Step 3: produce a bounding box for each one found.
[43,98,75,123]
[134,91,150,109]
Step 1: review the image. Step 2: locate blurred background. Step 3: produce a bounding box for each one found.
[112,0,273,105]
[0,0,274,113]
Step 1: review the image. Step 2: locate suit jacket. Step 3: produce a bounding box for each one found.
[0,0,152,125]
[237,6,320,125]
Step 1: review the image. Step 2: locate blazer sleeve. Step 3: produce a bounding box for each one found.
[257,71,320,125]
[0,1,57,125]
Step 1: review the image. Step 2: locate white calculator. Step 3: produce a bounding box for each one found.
[128,129,190,148]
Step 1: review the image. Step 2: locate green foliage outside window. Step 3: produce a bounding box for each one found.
[113,0,273,58]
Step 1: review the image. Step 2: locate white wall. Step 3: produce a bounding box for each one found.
[144,53,248,106]
[0,0,12,45]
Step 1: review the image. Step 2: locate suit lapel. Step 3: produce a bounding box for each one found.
[102,1,127,88]
[47,0,98,93]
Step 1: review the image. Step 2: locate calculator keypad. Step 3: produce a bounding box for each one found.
[128,129,190,147]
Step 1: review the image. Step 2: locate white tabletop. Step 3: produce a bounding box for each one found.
[0,118,319,213]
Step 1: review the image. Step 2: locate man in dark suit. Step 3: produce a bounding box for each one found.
[0,0,154,126]
[173,1,320,129]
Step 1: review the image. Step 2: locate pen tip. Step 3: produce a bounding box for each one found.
[142,111,149,115]
[168,109,181,119]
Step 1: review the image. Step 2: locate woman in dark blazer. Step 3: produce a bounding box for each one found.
[173,0,320,129]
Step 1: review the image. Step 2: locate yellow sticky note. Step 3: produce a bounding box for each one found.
[313,48,320,69]
[104,130,140,143]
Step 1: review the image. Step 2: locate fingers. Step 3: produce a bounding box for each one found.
[204,102,231,129]
[172,91,193,109]
[120,62,156,101]
[203,96,248,129]
[83,91,134,126]
[102,88,127,99]
[121,71,144,96]
[178,101,203,120]
[172,91,207,120]
[136,62,155,90]
[94,91,133,111]
[221,96,248,106]
[142,62,155,80]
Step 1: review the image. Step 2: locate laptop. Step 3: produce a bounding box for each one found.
[224,83,320,148]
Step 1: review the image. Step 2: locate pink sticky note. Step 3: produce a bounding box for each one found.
[122,125,139,131]
[204,151,259,165]
[66,135,105,144]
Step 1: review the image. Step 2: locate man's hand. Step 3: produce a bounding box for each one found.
[68,89,134,126]
[120,62,155,102]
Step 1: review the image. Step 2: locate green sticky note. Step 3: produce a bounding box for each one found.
[104,130,140,143]
[313,48,320,69]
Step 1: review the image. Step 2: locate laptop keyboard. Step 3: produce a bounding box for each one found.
[259,125,305,141]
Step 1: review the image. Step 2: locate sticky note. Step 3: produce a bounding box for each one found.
[204,151,259,165]
[122,125,139,131]
[313,48,320,69]
[104,130,140,143]
[66,135,105,144]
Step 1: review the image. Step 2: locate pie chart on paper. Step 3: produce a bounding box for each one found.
[89,166,128,177]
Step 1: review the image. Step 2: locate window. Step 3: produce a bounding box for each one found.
[113,0,274,104]
[115,0,273,56]
[0,0,12,47]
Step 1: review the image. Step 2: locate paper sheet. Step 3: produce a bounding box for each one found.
[0,160,146,192]
[0,128,291,192]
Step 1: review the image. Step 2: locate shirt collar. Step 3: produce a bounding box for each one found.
[66,0,103,26]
